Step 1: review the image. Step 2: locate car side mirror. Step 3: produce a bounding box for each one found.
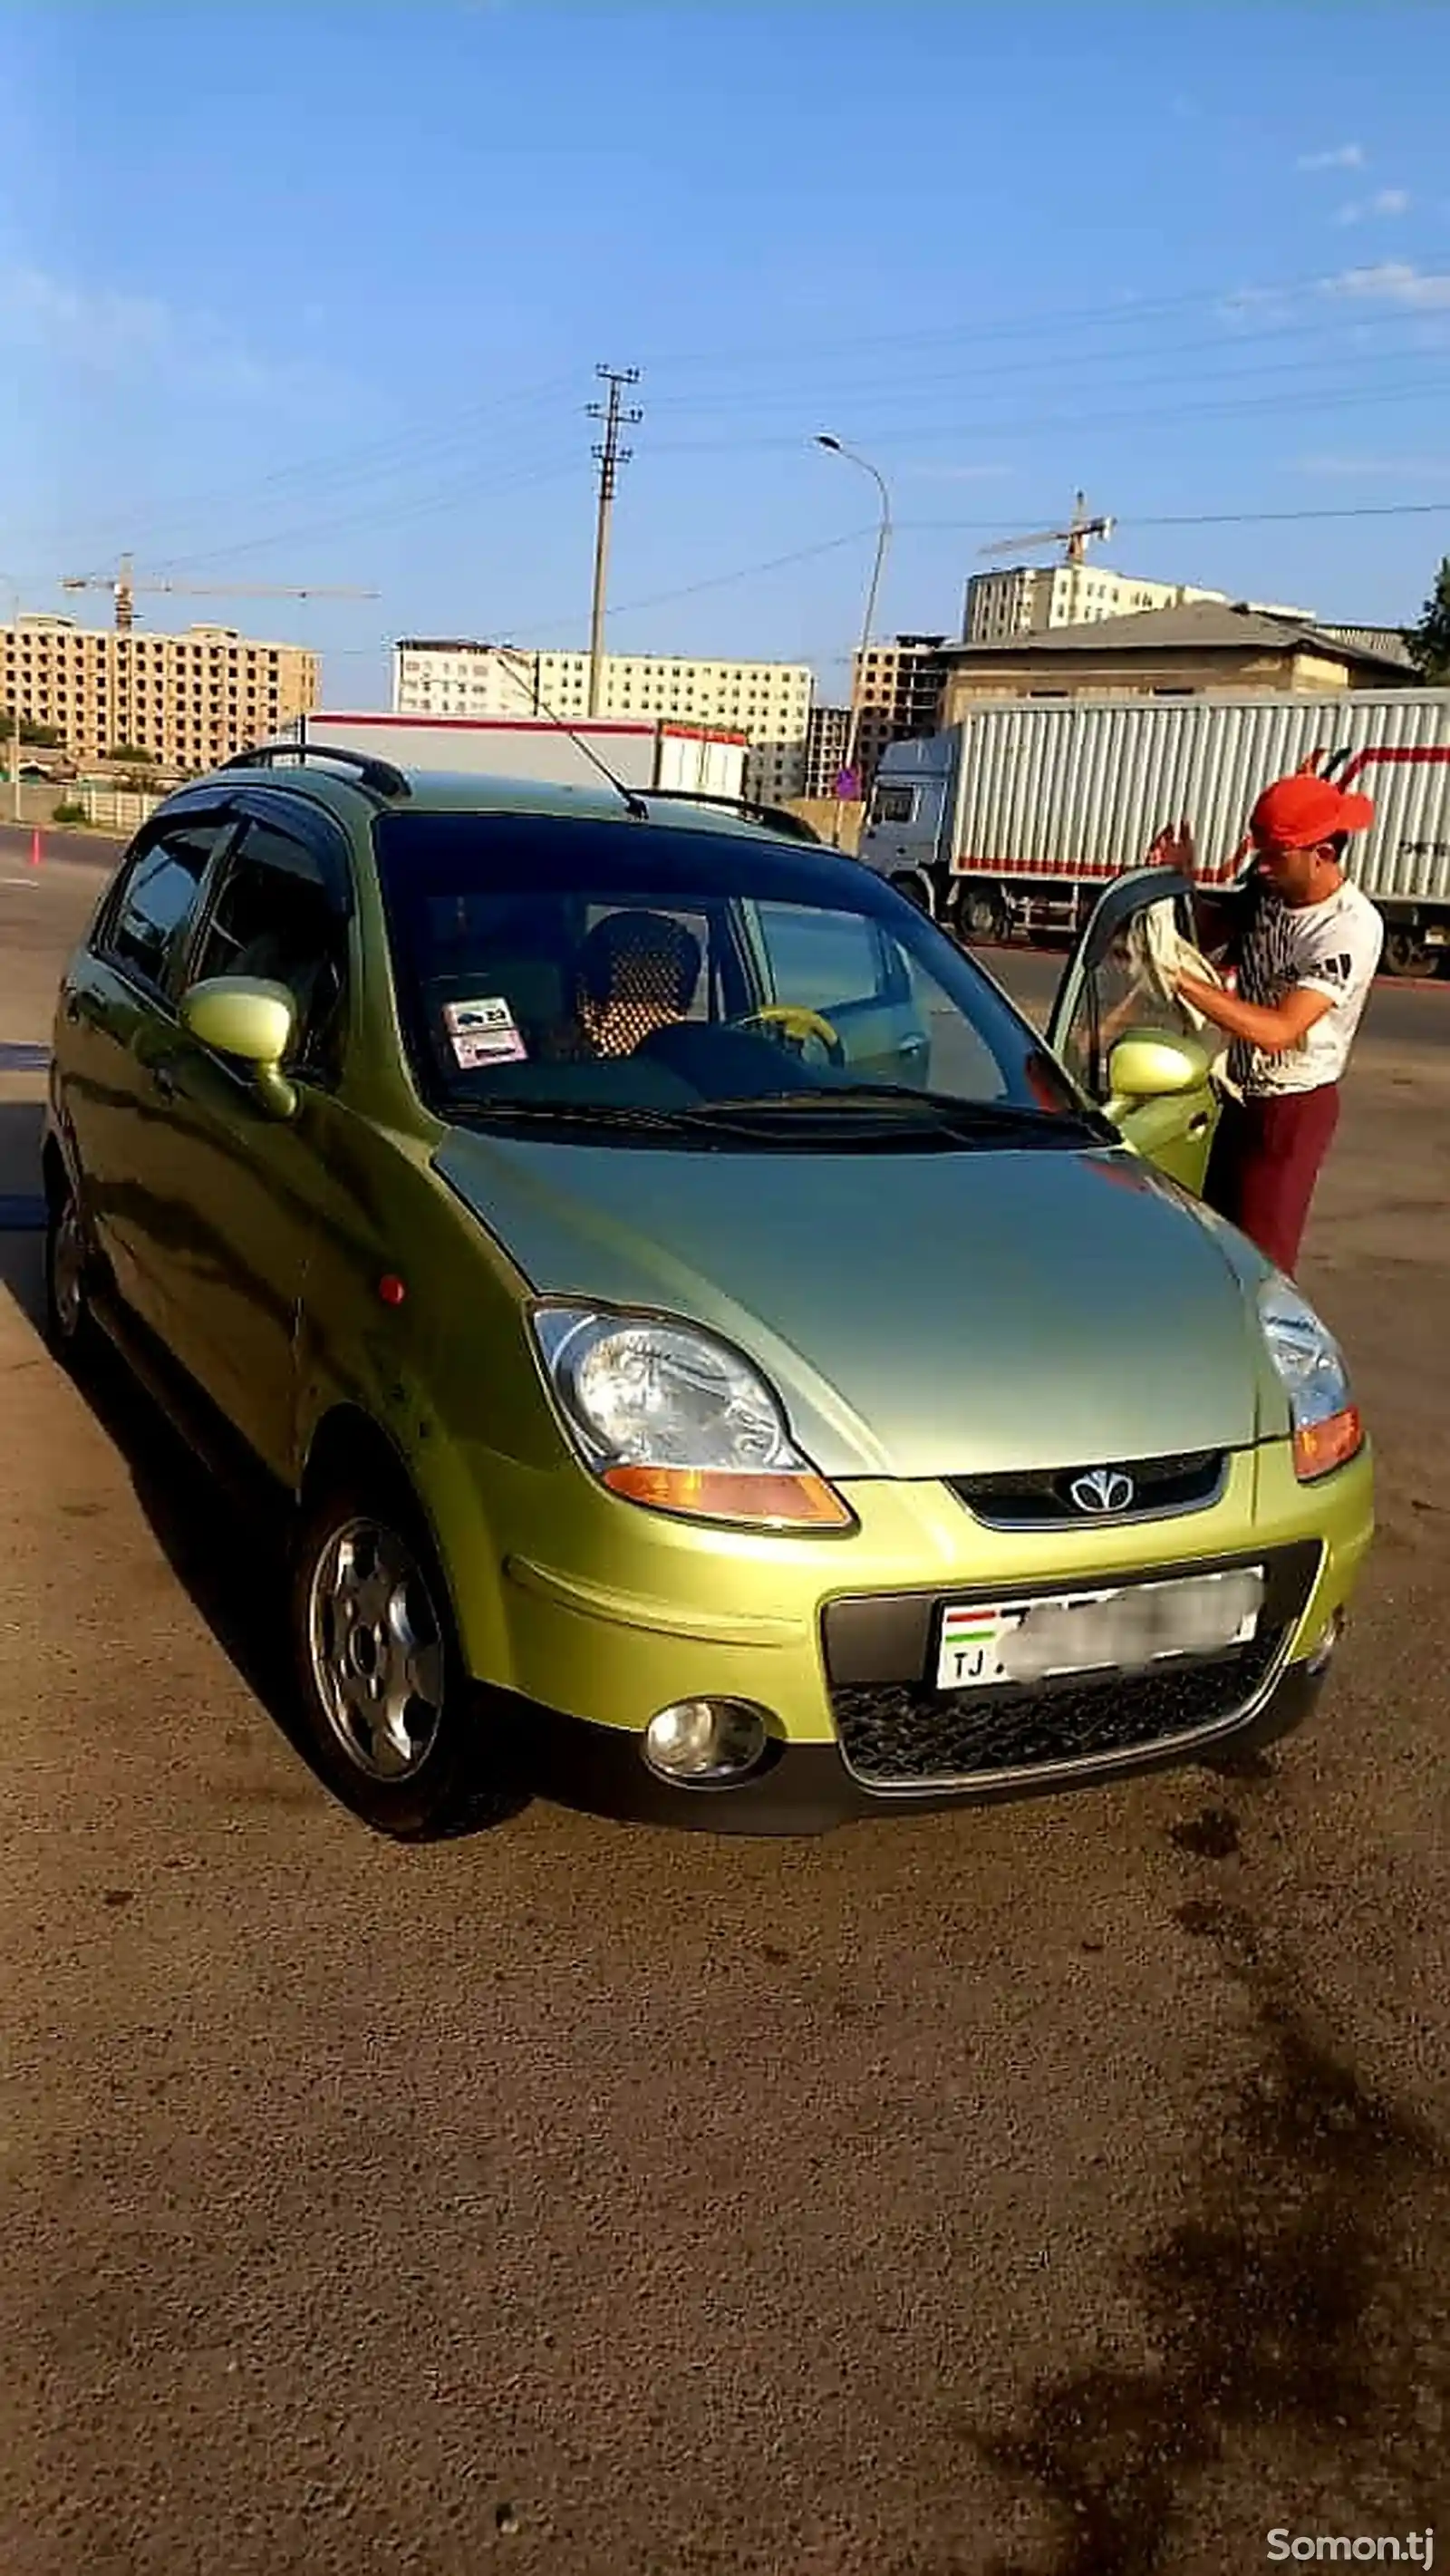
[181,975,299,1119]
[1105,1027,1210,1119]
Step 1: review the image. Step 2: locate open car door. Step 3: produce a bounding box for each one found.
[1046,868,1223,1195]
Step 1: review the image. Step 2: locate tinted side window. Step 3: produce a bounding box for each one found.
[750,900,905,1012]
[106,817,230,995]
[192,819,349,1076]
[1062,893,1198,1099]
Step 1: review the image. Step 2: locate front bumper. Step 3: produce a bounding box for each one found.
[496,1651,1329,1835]
[448,1435,1372,1835]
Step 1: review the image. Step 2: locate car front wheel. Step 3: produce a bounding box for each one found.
[290,1469,512,1839]
[44,1165,95,1366]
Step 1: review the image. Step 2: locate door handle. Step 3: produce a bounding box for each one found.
[1187,1111,1210,1137]
[152,1062,179,1103]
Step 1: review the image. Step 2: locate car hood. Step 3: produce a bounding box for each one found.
[434,1131,1273,1479]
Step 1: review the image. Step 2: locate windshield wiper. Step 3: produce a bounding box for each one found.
[678,1087,1110,1143]
[450,1097,701,1137]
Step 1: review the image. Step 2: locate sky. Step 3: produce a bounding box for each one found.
[5,0,1450,709]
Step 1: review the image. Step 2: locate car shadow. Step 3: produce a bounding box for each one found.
[2,1168,521,1832]
[76,1337,306,1760]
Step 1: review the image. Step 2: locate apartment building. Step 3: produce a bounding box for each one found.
[962,564,1234,645]
[394,639,814,805]
[1,612,319,771]
[803,702,851,799]
[850,633,952,794]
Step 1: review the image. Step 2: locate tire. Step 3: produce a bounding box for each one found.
[289,1465,513,1840]
[957,886,1006,944]
[44,1162,96,1369]
[1381,925,1430,979]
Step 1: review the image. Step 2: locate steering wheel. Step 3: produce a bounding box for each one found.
[739,1002,846,1068]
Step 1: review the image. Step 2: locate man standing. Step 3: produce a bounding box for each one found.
[1173,772,1383,1278]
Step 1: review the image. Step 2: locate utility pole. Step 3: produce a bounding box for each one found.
[585,365,642,717]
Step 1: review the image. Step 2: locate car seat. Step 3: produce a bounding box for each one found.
[575,910,702,1059]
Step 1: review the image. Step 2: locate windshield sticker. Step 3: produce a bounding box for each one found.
[444,997,528,1069]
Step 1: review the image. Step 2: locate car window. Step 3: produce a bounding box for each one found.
[1062,894,1198,1099]
[749,900,904,1012]
[374,809,1091,1145]
[190,818,349,1077]
[104,815,231,998]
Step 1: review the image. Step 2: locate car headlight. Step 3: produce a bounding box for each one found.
[1257,1276,1363,1481]
[530,1305,854,1529]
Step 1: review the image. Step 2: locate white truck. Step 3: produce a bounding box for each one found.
[285,709,750,803]
[858,688,1450,976]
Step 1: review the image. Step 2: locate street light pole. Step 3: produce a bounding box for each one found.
[815,434,892,841]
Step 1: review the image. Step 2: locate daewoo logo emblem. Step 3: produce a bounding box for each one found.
[1068,1467,1136,1516]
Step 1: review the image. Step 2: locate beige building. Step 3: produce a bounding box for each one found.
[803,702,850,799]
[962,563,1240,644]
[394,638,814,805]
[851,634,952,791]
[1,612,319,774]
[939,600,1415,723]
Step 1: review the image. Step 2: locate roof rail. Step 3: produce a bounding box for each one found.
[637,788,823,844]
[221,741,412,800]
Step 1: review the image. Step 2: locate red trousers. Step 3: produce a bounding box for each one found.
[1204,1086,1340,1277]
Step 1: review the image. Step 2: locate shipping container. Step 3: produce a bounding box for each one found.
[287,710,749,802]
[859,690,1450,975]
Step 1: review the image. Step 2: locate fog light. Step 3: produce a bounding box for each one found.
[643,1698,769,1784]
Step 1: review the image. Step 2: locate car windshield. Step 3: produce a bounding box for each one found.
[373,809,1094,1148]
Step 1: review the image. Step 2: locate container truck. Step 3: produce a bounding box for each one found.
[858,689,1450,976]
[285,710,750,802]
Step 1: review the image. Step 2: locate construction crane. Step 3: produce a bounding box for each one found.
[59,554,378,633]
[978,492,1115,569]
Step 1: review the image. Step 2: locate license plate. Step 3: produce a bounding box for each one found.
[935,1567,1264,1691]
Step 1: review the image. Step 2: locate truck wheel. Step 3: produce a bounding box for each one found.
[1381,926,1430,979]
[957,886,1006,945]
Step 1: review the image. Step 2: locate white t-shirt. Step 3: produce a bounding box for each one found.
[1231,877,1383,1099]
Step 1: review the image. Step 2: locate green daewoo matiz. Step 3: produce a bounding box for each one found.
[45,745,1372,1837]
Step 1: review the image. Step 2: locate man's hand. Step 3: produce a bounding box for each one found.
[1174,970,1333,1055]
[1147,818,1195,873]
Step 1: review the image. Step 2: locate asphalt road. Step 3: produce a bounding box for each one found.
[2,857,1448,2576]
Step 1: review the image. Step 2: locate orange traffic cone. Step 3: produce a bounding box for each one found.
[28,828,42,870]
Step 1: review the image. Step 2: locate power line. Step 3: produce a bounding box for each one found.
[51,373,584,580]
[636,254,1450,373]
[509,522,878,642]
[913,499,1450,535]
[647,370,1450,460]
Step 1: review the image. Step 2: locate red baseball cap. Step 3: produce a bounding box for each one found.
[1250,771,1375,848]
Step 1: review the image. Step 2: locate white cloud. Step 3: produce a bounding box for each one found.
[1298,140,1366,171]
[1324,260,1450,308]
[0,258,329,404]
[1336,186,1411,225]
[0,263,171,365]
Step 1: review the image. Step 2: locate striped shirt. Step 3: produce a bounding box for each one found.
[1230,877,1383,1099]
